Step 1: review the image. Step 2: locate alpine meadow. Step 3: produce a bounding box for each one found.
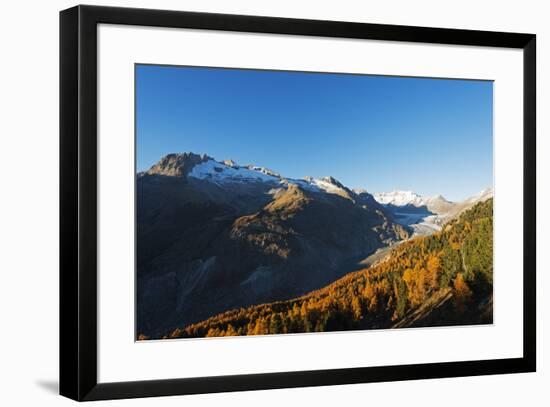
[135,65,493,340]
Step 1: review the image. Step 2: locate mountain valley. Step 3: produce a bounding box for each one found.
[137,152,493,339]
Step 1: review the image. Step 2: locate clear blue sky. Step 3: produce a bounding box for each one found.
[136,65,493,202]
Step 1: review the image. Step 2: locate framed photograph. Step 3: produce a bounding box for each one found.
[60,5,536,401]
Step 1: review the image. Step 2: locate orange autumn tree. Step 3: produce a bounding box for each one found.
[453,273,473,313]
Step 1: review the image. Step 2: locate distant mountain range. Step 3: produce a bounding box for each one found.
[374,190,450,207]
[373,188,493,236]
[137,152,492,338]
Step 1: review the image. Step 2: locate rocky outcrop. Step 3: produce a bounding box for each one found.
[146,152,211,177]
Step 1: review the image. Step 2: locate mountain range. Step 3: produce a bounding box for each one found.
[373,188,493,236]
[137,152,492,338]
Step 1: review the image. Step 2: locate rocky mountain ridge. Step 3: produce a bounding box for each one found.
[137,152,409,338]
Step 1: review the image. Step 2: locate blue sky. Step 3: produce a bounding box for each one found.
[136,65,493,202]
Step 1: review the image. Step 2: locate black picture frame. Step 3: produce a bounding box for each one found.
[60,4,536,401]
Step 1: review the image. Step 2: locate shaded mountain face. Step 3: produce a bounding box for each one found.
[137,153,408,338]
[373,189,493,236]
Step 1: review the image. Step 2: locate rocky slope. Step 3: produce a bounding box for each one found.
[137,153,409,338]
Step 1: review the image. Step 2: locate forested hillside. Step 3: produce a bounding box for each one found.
[165,198,493,339]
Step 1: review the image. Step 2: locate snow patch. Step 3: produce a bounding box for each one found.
[282,178,320,192]
[189,159,280,184]
[311,178,345,194]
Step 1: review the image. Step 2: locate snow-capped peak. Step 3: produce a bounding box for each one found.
[146,152,212,177]
[468,187,493,203]
[180,153,350,197]
[222,159,238,168]
[374,190,425,206]
[373,190,450,207]
[310,177,348,195]
[188,159,280,184]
